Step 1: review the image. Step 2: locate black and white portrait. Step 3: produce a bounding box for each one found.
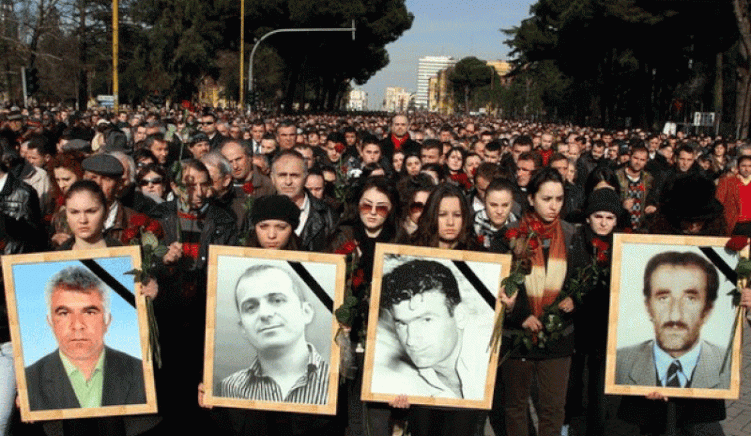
[606,234,742,399]
[363,244,509,409]
[204,247,344,415]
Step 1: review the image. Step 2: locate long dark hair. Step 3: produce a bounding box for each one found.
[412,183,472,248]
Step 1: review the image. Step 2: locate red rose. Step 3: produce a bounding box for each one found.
[334,143,345,154]
[352,269,365,289]
[145,220,164,239]
[726,236,749,252]
[129,214,148,228]
[243,182,254,195]
[527,237,540,250]
[592,239,609,253]
[477,234,485,245]
[121,227,139,244]
[529,221,545,235]
[505,228,521,240]
[335,240,358,255]
[596,251,609,265]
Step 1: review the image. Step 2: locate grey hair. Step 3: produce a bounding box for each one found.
[45,266,110,317]
[108,151,136,184]
[201,151,232,178]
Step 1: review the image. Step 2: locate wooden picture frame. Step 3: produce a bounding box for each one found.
[361,243,511,409]
[202,246,345,415]
[3,247,158,421]
[605,234,744,399]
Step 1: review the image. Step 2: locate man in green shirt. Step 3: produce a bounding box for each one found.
[24,266,146,410]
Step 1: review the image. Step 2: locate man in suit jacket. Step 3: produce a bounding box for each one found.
[24,266,145,410]
[615,251,729,389]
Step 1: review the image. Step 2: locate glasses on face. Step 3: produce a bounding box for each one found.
[139,177,163,186]
[359,203,390,217]
[409,202,425,214]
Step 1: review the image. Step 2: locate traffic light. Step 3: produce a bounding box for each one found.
[25,68,39,95]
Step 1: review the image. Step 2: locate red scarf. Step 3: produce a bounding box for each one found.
[521,212,567,318]
[391,133,409,152]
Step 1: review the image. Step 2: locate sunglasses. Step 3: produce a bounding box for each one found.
[359,203,390,217]
[198,121,214,125]
[139,177,163,186]
[409,202,425,214]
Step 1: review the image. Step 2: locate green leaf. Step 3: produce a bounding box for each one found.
[737,258,751,278]
[344,295,358,306]
[153,245,169,258]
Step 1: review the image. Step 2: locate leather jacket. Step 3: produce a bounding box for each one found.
[300,192,335,252]
[0,172,44,254]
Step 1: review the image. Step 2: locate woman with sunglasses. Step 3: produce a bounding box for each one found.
[328,177,401,436]
[136,164,170,203]
[395,174,434,242]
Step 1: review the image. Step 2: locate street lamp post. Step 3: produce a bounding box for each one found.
[247,21,355,115]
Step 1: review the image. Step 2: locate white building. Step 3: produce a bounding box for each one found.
[383,87,413,112]
[416,56,455,110]
[347,89,368,111]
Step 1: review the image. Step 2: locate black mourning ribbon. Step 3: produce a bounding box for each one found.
[288,261,333,312]
[79,259,136,308]
[699,246,738,284]
[452,260,495,309]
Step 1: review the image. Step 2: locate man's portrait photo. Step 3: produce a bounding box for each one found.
[363,245,509,409]
[606,234,742,399]
[3,248,157,421]
[204,247,344,415]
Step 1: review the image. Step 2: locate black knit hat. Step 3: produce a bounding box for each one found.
[584,188,623,217]
[250,195,300,229]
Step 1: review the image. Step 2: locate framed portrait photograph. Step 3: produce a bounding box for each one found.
[2,247,158,422]
[605,234,744,399]
[202,246,345,415]
[361,243,511,409]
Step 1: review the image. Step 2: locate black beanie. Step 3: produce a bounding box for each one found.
[250,195,300,229]
[584,188,623,217]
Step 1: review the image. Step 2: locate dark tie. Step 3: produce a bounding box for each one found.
[666,361,682,387]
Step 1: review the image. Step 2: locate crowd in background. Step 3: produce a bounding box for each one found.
[1,104,751,436]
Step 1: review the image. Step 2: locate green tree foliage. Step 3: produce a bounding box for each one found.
[504,0,738,128]
[448,57,499,114]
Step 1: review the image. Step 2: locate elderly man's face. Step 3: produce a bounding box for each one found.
[221,142,252,182]
[391,115,409,137]
[646,264,712,358]
[84,171,119,204]
[182,167,211,211]
[391,290,461,369]
[272,156,306,200]
[48,288,110,364]
[276,126,297,150]
[235,269,313,351]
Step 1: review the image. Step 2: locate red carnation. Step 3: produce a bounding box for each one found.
[505,228,521,240]
[130,214,148,228]
[335,240,358,255]
[121,227,139,244]
[243,182,254,195]
[145,220,164,239]
[334,143,346,154]
[726,236,749,252]
[527,237,540,250]
[529,221,545,235]
[477,234,485,245]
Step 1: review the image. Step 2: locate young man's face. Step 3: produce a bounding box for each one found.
[421,147,441,165]
[628,150,648,173]
[391,290,462,369]
[48,288,110,365]
[485,189,513,228]
[646,264,711,358]
[25,148,48,168]
[360,143,382,165]
[677,151,695,173]
[235,269,313,352]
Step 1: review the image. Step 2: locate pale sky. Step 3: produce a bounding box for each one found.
[359,0,537,109]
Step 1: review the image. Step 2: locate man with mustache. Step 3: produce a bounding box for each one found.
[615,251,729,389]
[25,266,146,410]
[218,265,329,404]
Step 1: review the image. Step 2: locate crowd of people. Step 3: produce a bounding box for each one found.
[1,105,751,436]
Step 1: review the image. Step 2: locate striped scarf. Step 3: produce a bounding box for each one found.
[521,212,567,318]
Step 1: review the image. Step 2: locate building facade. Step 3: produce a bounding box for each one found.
[416,56,455,110]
